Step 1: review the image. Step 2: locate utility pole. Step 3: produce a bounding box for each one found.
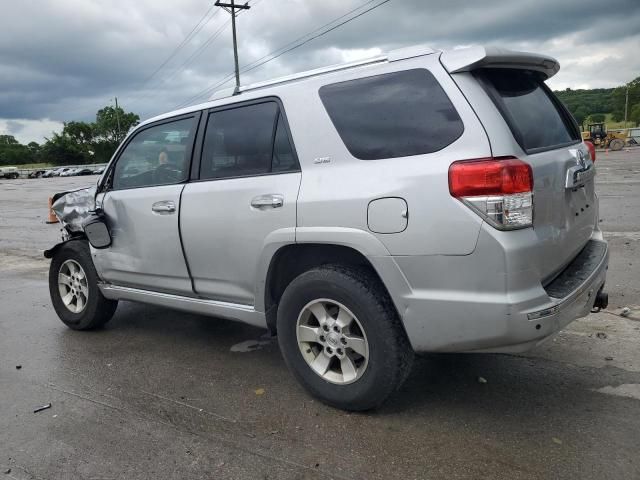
[215,0,250,94]
[624,85,629,128]
[114,97,122,140]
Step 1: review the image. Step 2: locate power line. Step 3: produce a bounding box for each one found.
[174,0,391,109]
[131,0,263,110]
[127,14,230,109]
[242,0,391,76]
[149,19,231,90]
[237,0,380,76]
[139,5,220,90]
[173,0,385,108]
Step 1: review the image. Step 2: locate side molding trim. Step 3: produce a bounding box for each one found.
[99,284,267,328]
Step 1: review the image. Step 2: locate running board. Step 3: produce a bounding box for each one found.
[99,284,266,328]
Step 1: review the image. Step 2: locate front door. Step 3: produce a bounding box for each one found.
[180,99,301,305]
[93,114,200,295]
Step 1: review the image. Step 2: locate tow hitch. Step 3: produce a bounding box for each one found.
[591,288,609,313]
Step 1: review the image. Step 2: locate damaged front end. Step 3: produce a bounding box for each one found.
[44,186,111,259]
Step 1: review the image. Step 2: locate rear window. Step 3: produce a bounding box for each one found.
[319,69,464,160]
[477,69,580,152]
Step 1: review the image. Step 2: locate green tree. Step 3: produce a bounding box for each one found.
[40,133,89,166]
[94,106,139,144]
[0,134,19,145]
[630,103,640,126]
[38,104,140,165]
[63,121,94,147]
[589,113,606,123]
[0,140,38,166]
[611,77,640,123]
[27,141,40,157]
[573,106,589,129]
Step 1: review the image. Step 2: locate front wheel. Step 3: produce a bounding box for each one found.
[277,265,414,411]
[609,138,625,151]
[49,240,118,330]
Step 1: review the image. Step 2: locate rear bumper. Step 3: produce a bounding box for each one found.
[377,231,608,354]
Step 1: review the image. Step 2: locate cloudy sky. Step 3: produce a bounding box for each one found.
[1,0,639,144]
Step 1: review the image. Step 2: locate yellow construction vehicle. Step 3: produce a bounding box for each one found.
[581,123,627,150]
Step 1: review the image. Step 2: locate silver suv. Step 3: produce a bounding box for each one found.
[47,45,609,410]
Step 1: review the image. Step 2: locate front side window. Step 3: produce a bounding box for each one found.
[319,69,464,160]
[200,101,298,180]
[112,117,195,190]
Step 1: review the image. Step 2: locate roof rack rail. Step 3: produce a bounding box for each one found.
[208,44,437,101]
[237,55,388,94]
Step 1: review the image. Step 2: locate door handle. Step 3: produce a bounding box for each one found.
[152,201,176,214]
[251,194,284,209]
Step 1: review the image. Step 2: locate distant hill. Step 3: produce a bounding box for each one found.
[554,78,640,128]
[554,87,614,126]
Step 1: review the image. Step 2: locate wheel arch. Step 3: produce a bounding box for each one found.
[44,234,88,259]
[261,233,412,335]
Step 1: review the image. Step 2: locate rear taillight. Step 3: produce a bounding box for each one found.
[449,156,534,230]
[585,141,596,162]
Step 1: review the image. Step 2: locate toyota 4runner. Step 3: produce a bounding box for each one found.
[46,45,609,411]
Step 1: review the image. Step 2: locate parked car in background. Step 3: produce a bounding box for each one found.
[28,169,47,178]
[57,168,75,177]
[92,166,106,175]
[0,166,20,179]
[46,45,609,411]
[75,168,95,176]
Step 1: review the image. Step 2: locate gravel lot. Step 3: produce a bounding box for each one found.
[1,151,639,480]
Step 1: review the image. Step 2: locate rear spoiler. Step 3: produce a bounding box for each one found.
[440,46,560,79]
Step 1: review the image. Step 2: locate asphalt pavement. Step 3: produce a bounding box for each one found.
[1,151,639,479]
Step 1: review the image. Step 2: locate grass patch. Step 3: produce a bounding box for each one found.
[15,162,54,169]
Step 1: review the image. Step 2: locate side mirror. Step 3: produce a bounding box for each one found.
[83,215,111,249]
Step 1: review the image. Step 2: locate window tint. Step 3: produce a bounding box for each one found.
[112,117,194,190]
[272,113,297,172]
[479,69,579,152]
[201,101,295,180]
[319,69,464,160]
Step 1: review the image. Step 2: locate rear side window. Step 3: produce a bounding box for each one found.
[319,69,464,160]
[477,69,580,152]
[200,101,298,179]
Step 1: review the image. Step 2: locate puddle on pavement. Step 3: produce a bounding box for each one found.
[596,384,640,401]
[230,333,273,353]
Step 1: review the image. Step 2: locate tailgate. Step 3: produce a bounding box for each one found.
[525,144,597,282]
[443,51,597,282]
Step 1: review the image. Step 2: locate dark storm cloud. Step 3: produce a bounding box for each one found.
[1,0,639,142]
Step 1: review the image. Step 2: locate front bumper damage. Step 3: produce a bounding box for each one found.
[44,186,97,259]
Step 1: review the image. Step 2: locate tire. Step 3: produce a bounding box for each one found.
[49,239,118,330]
[609,138,625,151]
[277,265,414,411]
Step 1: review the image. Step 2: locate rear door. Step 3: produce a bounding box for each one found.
[180,99,301,305]
[471,68,596,281]
[93,114,199,295]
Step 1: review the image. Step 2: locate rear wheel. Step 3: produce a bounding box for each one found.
[277,265,413,411]
[609,138,625,151]
[49,240,118,330]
